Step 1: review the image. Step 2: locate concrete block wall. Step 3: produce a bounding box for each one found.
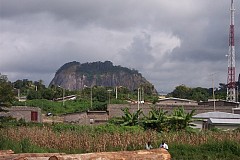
[107,104,234,118]
[64,112,88,124]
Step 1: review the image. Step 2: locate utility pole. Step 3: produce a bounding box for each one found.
[58,85,65,106]
[212,75,216,111]
[116,86,118,99]
[90,86,92,109]
[107,89,112,104]
[137,88,140,111]
[63,88,65,106]
[137,87,140,124]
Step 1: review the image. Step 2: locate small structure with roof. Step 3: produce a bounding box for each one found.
[207,118,240,130]
[0,106,42,123]
[157,97,198,105]
[198,100,239,108]
[193,111,240,130]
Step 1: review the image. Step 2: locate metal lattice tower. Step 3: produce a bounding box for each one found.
[227,0,236,102]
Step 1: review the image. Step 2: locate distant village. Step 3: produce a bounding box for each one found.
[1,95,240,131]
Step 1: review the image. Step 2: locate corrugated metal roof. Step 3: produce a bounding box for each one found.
[193,111,240,119]
[158,97,197,103]
[208,118,240,125]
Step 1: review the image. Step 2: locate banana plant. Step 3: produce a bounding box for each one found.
[168,106,196,131]
[120,107,143,126]
[142,106,168,132]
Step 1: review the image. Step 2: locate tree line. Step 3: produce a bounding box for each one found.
[0,74,159,109]
[0,73,236,109]
[168,84,228,102]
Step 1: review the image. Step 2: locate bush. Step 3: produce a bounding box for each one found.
[170,140,240,160]
[0,136,49,153]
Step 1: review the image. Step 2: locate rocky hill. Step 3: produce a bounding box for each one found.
[49,61,156,93]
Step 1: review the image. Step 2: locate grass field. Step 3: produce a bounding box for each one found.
[0,124,239,159]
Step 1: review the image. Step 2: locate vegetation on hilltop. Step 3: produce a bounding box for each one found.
[77,61,139,75]
[56,61,80,74]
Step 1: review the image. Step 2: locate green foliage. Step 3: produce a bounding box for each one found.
[56,61,80,74]
[170,85,191,99]
[109,108,143,126]
[170,140,240,160]
[214,84,227,100]
[190,87,209,102]
[0,116,17,128]
[110,106,195,132]
[13,99,90,115]
[120,108,143,126]
[0,135,52,153]
[76,61,139,75]
[169,84,228,102]
[170,85,209,102]
[0,74,15,106]
[109,99,128,104]
[51,123,144,134]
[0,124,239,159]
[142,106,168,132]
[0,116,44,128]
[167,107,195,131]
[92,86,108,102]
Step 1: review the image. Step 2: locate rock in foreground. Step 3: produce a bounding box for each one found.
[0,148,171,160]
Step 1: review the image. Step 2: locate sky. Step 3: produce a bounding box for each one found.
[0,0,240,93]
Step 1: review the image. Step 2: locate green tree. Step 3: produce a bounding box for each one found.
[0,74,15,107]
[214,83,227,100]
[42,88,55,100]
[170,85,191,99]
[27,90,42,100]
[190,87,209,102]
[93,86,108,102]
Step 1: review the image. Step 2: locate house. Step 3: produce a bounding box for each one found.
[0,106,42,123]
[63,110,108,125]
[207,118,240,130]
[192,111,240,130]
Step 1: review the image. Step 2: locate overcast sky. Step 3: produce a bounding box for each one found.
[0,0,240,93]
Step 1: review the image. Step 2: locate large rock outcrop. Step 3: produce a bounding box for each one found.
[49,61,157,93]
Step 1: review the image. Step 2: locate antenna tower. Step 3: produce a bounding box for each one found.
[227,0,236,101]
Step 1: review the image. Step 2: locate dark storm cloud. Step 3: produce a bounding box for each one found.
[117,32,154,70]
[0,0,240,92]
